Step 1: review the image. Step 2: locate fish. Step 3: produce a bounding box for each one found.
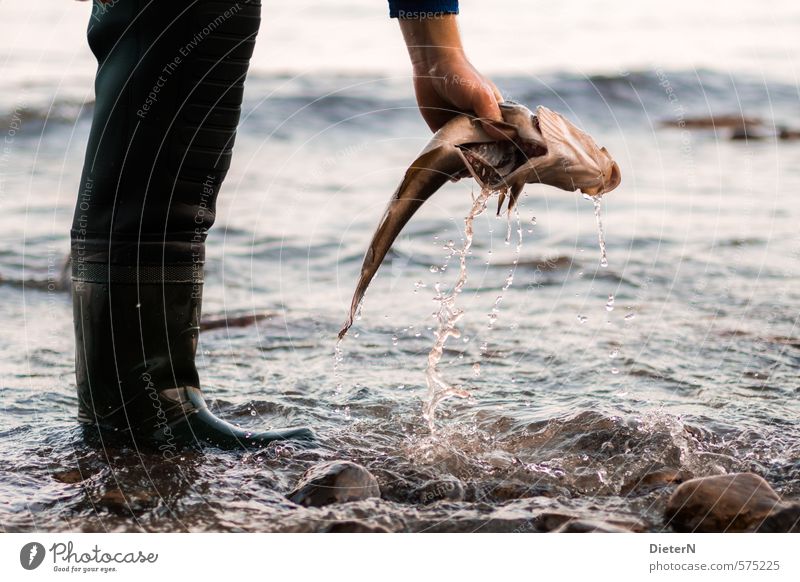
[338,102,621,339]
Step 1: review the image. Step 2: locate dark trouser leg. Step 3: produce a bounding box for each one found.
[72,0,313,448]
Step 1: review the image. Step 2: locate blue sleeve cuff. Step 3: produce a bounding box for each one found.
[388,1,459,19]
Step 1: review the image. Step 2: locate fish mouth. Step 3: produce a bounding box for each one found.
[456,130,548,191]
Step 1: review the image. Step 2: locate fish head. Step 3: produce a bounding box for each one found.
[505,105,621,196]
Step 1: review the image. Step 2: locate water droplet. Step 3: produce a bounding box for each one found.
[472,363,481,376]
[391,335,398,346]
[530,216,537,225]
[577,315,588,324]
[250,409,256,416]
[609,348,619,359]
[605,294,615,311]
[611,367,620,375]
[590,196,609,267]
[429,265,439,273]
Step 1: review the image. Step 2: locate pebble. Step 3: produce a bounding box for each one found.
[664,473,781,532]
[288,461,380,507]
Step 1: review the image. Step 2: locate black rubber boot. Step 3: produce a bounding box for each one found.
[72,272,313,450]
[71,0,313,449]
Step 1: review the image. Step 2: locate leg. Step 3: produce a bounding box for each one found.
[72,0,313,449]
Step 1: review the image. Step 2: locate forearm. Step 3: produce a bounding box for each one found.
[391,2,502,131]
[399,14,465,74]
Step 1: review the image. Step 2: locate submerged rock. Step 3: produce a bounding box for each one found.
[665,473,781,532]
[200,311,273,331]
[555,519,632,533]
[324,520,391,533]
[288,461,380,507]
[621,468,688,496]
[414,479,465,504]
[530,510,646,532]
[755,503,800,533]
[96,487,155,514]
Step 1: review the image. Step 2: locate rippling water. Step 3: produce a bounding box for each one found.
[1,0,799,532]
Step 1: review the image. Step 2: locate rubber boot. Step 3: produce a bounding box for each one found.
[72,270,313,450]
[71,0,313,448]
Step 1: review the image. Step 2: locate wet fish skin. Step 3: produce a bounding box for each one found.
[339,102,621,339]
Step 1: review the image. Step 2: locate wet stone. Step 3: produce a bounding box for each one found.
[96,487,155,514]
[621,468,688,496]
[554,519,632,533]
[468,480,565,503]
[288,461,380,507]
[755,503,800,533]
[52,469,86,484]
[414,479,465,504]
[324,520,391,533]
[665,473,781,532]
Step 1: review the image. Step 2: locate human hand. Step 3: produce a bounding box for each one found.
[399,15,507,136]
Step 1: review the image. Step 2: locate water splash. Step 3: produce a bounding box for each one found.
[422,188,494,432]
[333,338,345,394]
[586,194,609,268]
[487,210,522,331]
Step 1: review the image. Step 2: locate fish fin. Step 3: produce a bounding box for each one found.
[507,181,524,214]
[496,192,506,216]
[339,146,463,339]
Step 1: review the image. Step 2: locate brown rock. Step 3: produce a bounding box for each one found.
[325,521,390,533]
[755,503,800,533]
[621,468,687,496]
[52,469,85,484]
[96,487,154,513]
[555,519,631,533]
[414,479,465,504]
[532,512,577,532]
[288,461,380,507]
[665,473,781,532]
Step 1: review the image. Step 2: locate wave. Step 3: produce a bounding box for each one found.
[4,69,797,137]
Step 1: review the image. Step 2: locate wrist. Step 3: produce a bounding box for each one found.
[399,15,466,73]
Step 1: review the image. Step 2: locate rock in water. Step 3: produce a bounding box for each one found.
[288,461,380,507]
[325,521,391,533]
[665,473,781,532]
[555,520,631,533]
[414,479,465,504]
[755,503,800,533]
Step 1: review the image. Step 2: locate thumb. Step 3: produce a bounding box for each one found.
[471,83,502,123]
[473,84,516,140]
